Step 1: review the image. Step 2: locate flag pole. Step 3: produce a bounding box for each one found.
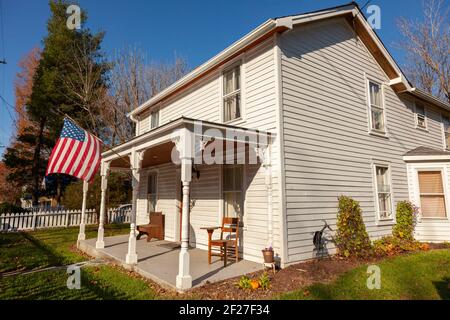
[77,180,89,244]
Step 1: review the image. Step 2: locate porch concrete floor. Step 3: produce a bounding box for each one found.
[78,235,262,290]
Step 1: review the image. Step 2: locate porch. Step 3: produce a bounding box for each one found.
[78,234,262,289]
[76,116,276,292]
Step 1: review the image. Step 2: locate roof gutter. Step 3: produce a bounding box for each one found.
[128,18,292,117]
[408,87,450,111]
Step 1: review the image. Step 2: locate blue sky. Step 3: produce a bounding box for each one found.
[0,0,447,154]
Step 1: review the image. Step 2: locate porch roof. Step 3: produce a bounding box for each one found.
[102,116,274,167]
[403,146,450,162]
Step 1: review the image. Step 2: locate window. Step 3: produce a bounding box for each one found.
[415,102,427,129]
[223,65,241,122]
[418,171,447,218]
[150,109,160,129]
[374,165,393,220]
[368,81,385,133]
[223,165,243,220]
[147,172,157,213]
[443,115,450,150]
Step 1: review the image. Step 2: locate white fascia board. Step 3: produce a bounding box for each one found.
[129,18,292,118]
[408,88,450,111]
[403,155,450,162]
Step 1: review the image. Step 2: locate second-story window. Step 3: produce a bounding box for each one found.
[415,102,427,129]
[368,81,385,133]
[150,109,160,129]
[443,115,450,150]
[223,65,241,122]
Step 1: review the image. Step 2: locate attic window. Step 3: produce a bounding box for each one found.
[368,81,386,134]
[415,102,427,129]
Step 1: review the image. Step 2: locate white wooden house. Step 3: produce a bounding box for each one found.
[89,3,450,290]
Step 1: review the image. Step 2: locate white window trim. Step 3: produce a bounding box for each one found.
[413,166,450,220]
[365,77,389,138]
[146,170,159,213]
[371,161,395,224]
[149,106,161,130]
[414,100,428,131]
[441,113,450,151]
[219,55,245,124]
[221,164,245,226]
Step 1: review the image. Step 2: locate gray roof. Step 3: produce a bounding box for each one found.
[403,146,450,157]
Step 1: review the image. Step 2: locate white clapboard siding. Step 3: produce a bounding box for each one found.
[279,17,449,263]
[134,36,281,263]
[415,220,450,242]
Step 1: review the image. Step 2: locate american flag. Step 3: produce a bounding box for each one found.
[46,118,102,183]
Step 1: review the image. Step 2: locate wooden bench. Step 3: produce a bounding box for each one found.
[137,212,165,242]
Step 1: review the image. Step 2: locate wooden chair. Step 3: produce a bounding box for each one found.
[137,212,165,242]
[209,217,239,266]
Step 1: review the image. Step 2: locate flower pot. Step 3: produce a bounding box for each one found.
[262,249,274,263]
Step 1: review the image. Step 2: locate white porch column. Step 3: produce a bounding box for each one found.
[96,161,110,249]
[77,180,89,243]
[126,149,143,265]
[255,144,273,247]
[173,128,194,291]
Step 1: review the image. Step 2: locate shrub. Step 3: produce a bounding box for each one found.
[237,276,251,290]
[335,195,372,258]
[0,202,26,214]
[373,235,422,256]
[258,272,270,290]
[393,201,417,241]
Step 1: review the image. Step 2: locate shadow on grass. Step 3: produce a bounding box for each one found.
[20,232,65,267]
[433,277,450,300]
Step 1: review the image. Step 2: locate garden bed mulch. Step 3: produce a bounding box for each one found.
[73,243,450,300]
[189,255,384,300]
[190,244,450,300]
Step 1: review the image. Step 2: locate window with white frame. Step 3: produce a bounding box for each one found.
[368,81,386,133]
[415,102,427,129]
[223,165,243,220]
[443,115,450,150]
[374,164,393,220]
[418,171,447,218]
[147,172,157,213]
[150,108,160,129]
[222,65,241,122]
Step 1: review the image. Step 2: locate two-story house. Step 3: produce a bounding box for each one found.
[91,3,450,290]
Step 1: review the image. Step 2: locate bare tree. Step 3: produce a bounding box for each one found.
[107,46,188,145]
[397,0,449,102]
[62,33,110,137]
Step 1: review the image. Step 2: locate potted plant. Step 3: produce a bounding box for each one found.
[261,246,274,263]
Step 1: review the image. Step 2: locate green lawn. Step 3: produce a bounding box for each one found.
[1,226,449,300]
[0,225,160,300]
[280,249,450,300]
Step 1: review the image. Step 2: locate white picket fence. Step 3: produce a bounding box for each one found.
[0,207,131,232]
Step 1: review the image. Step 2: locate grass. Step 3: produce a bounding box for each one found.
[280,249,450,300]
[2,226,450,300]
[0,224,161,300]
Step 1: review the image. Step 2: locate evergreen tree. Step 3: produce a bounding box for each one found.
[24,0,108,205]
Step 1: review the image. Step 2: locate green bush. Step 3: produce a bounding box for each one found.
[237,275,251,290]
[393,201,417,241]
[335,195,372,258]
[0,202,26,214]
[373,235,422,256]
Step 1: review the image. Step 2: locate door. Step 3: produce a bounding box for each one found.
[418,171,447,218]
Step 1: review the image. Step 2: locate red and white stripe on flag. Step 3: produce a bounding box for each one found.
[46,118,102,183]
